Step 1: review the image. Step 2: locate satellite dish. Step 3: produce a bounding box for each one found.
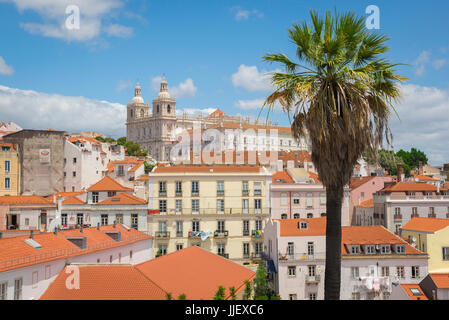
[412,237,417,242]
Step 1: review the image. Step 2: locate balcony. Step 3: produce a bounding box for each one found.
[155,231,170,239]
[251,229,263,238]
[217,190,224,196]
[254,190,262,196]
[176,231,183,237]
[278,252,326,261]
[411,213,420,218]
[305,275,321,285]
[393,214,402,221]
[175,191,182,197]
[428,213,437,218]
[159,191,167,197]
[191,191,199,197]
[251,252,262,260]
[218,253,229,259]
[214,230,229,238]
[243,230,250,236]
[242,190,249,196]
[243,253,250,259]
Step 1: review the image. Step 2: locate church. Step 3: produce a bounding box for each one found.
[126,77,310,162]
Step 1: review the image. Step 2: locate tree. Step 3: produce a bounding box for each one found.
[177,293,187,300]
[95,136,106,142]
[166,292,172,300]
[229,286,237,300]
[213,286,226,300]
[243,280,252,300]
[263,10,405,299]
[117,137,127,146]
[144,162,155,174]
[253,262,269,300]
[396,148,428,170]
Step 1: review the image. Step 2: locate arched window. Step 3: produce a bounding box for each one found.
[167,105,171,113]
[157,105,160,113]
[293,213,300,219]
[130,109,133,118]
[140,109,144,118]
[281,214,287,219]
[321,213,326,217]
[307,213,313,218]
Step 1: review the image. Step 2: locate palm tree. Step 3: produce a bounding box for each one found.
[263,10,406,299]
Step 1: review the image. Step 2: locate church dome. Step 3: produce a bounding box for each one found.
[158,76,171,100]
[132,83,144,104]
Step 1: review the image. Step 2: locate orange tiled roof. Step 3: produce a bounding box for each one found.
[153,165,262,173]
[0,195,54,205]
[341,225,422,255]
[87,176,133,192]
[272,171,294,183]
[62,195,86,205]
[40,265,166,300]
[0,142,16,151]
[96,192,147,205]
[136,175,149,181]
[0,224,151,272]
[68,136,101,144]
[135,246,255,300]
[207,108,225,118]
[400,284,429,300]
[45,192,84,200]
[414,174,439,181]
[402,217,449,233]
[307,171,320,183]
[129,162,144,173]
[429,273,449,289]
[278,217,327,237]
[381,182,437,192]
[350,176,375,189]
[357,199,373,208]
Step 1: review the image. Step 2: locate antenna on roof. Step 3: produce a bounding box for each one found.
[30,230,34,239]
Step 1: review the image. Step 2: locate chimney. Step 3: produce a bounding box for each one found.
[30,230,34,239]
[397,163,403,182]
[97,222,100,230]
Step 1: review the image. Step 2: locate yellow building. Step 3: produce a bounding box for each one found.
[0,143,20,196]
[401,217,449,272]
[147,164,271,265]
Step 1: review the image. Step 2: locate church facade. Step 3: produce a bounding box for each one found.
[126,78,310,162]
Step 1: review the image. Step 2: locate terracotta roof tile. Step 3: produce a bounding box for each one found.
[40,265,166,300]
[381,182,437,192]
[402,217,449,233]
[357,199,373,208]
[414,174,439,181]
[400,284,429,300]
[350,176,375,189]
[136,175,149,181]
[87,176,133,192]
[0,195,54,205]
[272,171,294,184]
[136,246,255,300]
[96,192,147,205]
[62,195,86,205]
[278,217,327,237]
[429,273,449,289]
[153,165,262,173]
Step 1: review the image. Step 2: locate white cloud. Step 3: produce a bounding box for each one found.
[232,65,280,92]
[151,77,197,99]
[0,57,14,75]
[231,6,264,21]
[432,59,447,70]
[389,84,449,165]
[414,50,430,76]
[234,98,265,110]
[104,23,133,38]
[4,0,133,42]
[0,85,125,137]
[116,80,132,92]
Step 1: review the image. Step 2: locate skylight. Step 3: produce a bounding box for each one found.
[24,238,42,249]
[410,288,423,296]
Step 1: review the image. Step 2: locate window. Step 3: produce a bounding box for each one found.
[109,255,113,263]
[255,220,262,231]
[192,220,200,232]
[192,199,199,213]
[242,199,249,213]
[61,213,68,226]
[176,244,183,251]
[217,243,226,256]
[254,182,262,195]
[101,214,108,225]
[92,192,99,203]
[320,193,326,205]
[288,266,296,276]
[300,221,308,229]
[14,278,22,300]
[159,200,167,213]
[307,213,313,218]
[116,214,123,224]
[191,181,199,195]
[73,157,77,164]
[351,246,360,254]
[129,250,133,260]
[76,214,83,226]
[217,199,224,213]
[217,181,224,196]
[158,244,167,255]
[255,242,263,255]
[175,181,182,196]
[308,265,316,276]
[254,199,261,213]
[394,207,400,215]
[293,193,299,204]
[159,181,167,196]
[307,242,315,256]
[4,177,10,189]
[351,267,359,279]
[396,245,405,254]
[131,214,138,229]
[309,293,317,300]
[243,220,249,236]
[396,266,405,279]
[32,271,38,288]
[306,193,313,208]
[381,245,391,254]
[287,242,294,256]
[412,207,418,215]
[25,218,29,226]
[366,245,375,254]
[443,247,449,260]
[293,213,300,219]
[411,266,420,279]
[217,220,225,233]
[4,160,10,173]
[281,214,287,219]
[167,105,171,113]
[118,165,124,176]
[175,199,182,213]
[243,243,250,258]
[429,207,435,215]
[381,266,389,277]
[107,191,116,197]
[242,181,249,195]
[281,193,288,205]
[0,282,7,300]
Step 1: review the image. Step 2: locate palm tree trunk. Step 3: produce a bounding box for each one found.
[324,183,343,300]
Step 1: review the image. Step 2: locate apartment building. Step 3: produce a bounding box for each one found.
[63,136,125,192]
[0,143,20,196]
[270,169,350,225]
[373,182,449,234]
[401,218,449,273]
[106,157,145,189]
[354,199,374,226]
[55,176,148,231]
[0,196,57,231]
[147,165,271,264]
[264,218,428,300]
[0,224,153,300]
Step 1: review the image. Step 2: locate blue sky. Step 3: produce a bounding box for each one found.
[0,0,448,164]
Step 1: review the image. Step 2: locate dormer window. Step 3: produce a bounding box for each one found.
[395,245,405,254]
[365,245,375,254]
[380,245,391,254]
[351,245,360,254]
[299,221,308,229]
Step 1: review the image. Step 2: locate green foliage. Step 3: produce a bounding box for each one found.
[229,286,236,300]
[213,286,226,300]
[243,280,252,300]
[95,136,106,142]
[253,262,269,300]
[117,137,127,146]
[177,293,187,300]
[366,148,428,177]
[144,162,155,174]
[166,292,172,300]
[396,148,428,169]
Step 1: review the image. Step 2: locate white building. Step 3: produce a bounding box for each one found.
[106,157,146,189]
[0,224,153,300]
[63,136,125,192]
[263,217,428,300]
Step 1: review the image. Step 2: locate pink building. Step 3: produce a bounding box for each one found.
[263,217,428,300]
[270,169,350,225]
[349,176,393,225]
